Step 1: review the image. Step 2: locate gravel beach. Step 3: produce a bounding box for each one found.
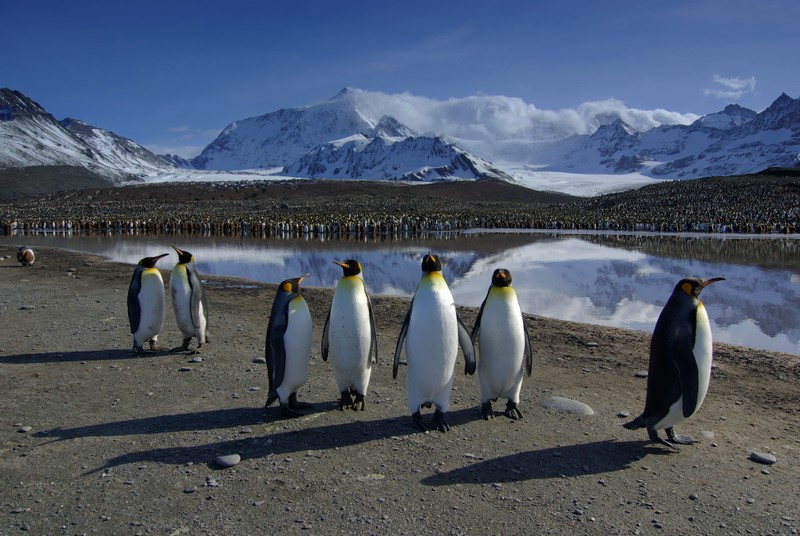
[1,244,798,535]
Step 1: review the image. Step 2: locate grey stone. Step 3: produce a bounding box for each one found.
[215,454,241,468]
[541,397,595,416]
[749,451,777,465]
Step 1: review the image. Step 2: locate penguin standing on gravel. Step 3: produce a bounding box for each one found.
[127,253,169,353]
[471,268,533,420]
[624,276,725,448]
[264,275,314,417]
[169,246,209,354]
[17,246,35,266]
[393,253,476,432]
[322,259,378,410]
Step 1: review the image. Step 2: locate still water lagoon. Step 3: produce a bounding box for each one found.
[3,231,798,355]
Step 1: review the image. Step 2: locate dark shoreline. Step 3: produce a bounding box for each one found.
[1,173,799,237]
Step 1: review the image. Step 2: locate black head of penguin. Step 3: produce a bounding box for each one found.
[675,277,725,299]
[280,275,308,294]
[171,245,194,264]
[491,268,513,287]
[334,259,362,277]
[421,253,442,273]
[138,253,169,268]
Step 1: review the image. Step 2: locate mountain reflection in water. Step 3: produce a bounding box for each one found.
[2,231,798,355]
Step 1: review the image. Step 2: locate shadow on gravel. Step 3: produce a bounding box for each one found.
[43,406,479,474]
[422,439,665,483]
[0,348,168,363]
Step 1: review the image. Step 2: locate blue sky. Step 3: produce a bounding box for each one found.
[3,0,798,157]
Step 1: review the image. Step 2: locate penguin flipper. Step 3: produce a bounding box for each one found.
[265,306,289,399]
[457,313,476,375]
[127,267,143,334]
[187,265,209,327]
[674,343,700,418]
[523,316,533,377]
[393,301,413,379]
[366,291,378,364]
[321,307,331,362]
[470,292,488,344]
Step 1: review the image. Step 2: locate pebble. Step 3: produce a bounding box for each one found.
[178,367,192,372]
[17,425,32,433]
[616,411,630,418]
[189,357,203,363]
[749,452,777,465]
[700,431,715,440]
[585,341,598,348]
[183,486,197,494]
[541,397,595,416]
[252,357,267,364]
[215,454,241,468]
[634,370,648,378]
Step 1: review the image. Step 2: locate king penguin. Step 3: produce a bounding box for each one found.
[264,275,314,417]
[17,246,35,266]
[471,268,533,420]
[169,245,209,354]
[393,253,476,432]
[624,276,725,448]
[321,259,378,410]
[127,253,169,354]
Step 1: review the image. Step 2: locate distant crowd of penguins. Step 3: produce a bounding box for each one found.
[116,246,725,450]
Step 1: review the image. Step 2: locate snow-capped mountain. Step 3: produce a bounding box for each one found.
[191,87,505,181]
[283,134,512,181]
[547,93,800,178]
[0,88,172,182]
[2,85,799,196]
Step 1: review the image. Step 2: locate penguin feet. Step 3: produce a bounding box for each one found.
[338,389,354,410]
[432,410,450,433]
[412,411,429,432]
[505,401,523,420]
[352,393,366,411]
[147,339,160,351]
[170,338,193,353]
[288,392,312,410]
[666,427,697,445]
[647,428,681,451]
[481,401,494,420]
[280,403,305,418]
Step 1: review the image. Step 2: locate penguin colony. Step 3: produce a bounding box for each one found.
[123,248,723,449]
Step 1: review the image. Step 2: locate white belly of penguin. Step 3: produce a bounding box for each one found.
[329,278,372,391]
[136,269,165,343]
[405,277,458,412]
[278,297,313,399]
[478,292,526,401]
[655,303,714,430]
[170,266,197,337]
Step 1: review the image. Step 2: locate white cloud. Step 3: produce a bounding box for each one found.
[704,75,757,100]
[341,89,699,142]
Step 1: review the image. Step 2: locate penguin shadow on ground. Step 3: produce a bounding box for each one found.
[422,439,664,485]
[35,406,268,443]
[43,405,480,474]
[0,348,168,364]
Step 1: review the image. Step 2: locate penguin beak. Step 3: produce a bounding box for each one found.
[171,245,184,256]
[702,277,725,287]
[333,261,349,269]
[298,274,310,284]
[154,253,170,261]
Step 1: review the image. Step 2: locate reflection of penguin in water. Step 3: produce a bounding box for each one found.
[127,254,169,354]
[169,246,209,354]
[624,276,725,449]
[17,246,35,266]
[471,268,532,420]
[322,260,378,410]
[264,275,313,417]
[393,253,476,432]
